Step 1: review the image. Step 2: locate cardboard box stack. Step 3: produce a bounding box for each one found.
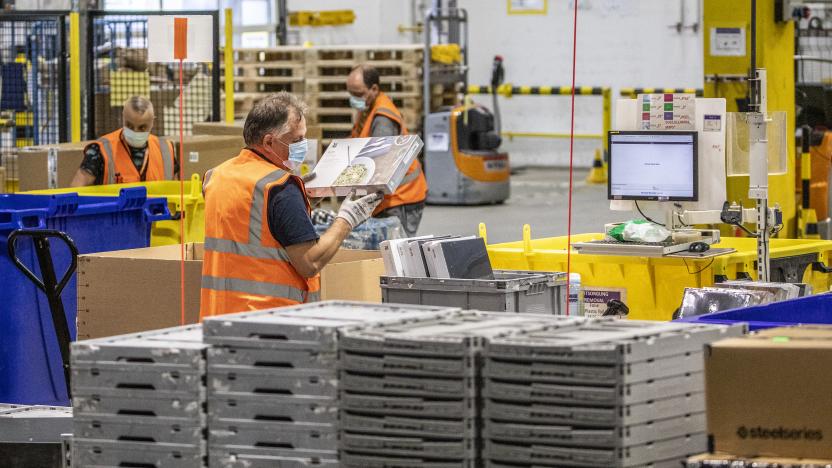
[690,325,832,465]
[71,325,208,467]
[202,302,455,467]
[481,320,746,468]
[337,311,584,468]
[76,245,387,340]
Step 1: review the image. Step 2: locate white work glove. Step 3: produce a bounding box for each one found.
[337,190,383,229]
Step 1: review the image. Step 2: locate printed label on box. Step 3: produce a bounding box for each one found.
[582,287,627,318]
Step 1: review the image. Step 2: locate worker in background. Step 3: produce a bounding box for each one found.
[347,65,428,236]
[200,92,382,318]
[70,96,176,186]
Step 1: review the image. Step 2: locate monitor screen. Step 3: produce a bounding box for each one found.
[607,131,698,202]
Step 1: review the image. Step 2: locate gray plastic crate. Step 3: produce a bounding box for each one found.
[381,270,567,314]
[0,405,72,443]
[208,449,339,468]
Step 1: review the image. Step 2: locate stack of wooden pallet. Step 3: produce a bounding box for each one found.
[222,45,454,145]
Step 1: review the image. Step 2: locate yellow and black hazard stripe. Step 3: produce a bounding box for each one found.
[620,87,703,97]
[467,85,608,97]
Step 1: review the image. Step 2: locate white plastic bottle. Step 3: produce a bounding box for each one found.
[568,273,583,316]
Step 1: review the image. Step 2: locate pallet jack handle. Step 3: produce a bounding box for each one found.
[7,229,78,399]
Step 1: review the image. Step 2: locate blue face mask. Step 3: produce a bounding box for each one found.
[285,139,308,170]
[349,95,367,111]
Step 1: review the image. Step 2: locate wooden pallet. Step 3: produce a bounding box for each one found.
[304,45,423,64]
[305,60,421,79]
[306,107,422,130]
[231,47,307,63]
[304,76,421,95]
[306,91,421,106]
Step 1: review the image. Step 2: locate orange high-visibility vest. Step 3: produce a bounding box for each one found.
[87,129,175,184]
[351,92,427,213]
[200,148,321,319]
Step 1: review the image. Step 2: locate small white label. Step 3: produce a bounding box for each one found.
[47,148,58,189]
[710,27,746,56]
[189,151,199,163]
[427,132,450,152]
[703,114,722,132]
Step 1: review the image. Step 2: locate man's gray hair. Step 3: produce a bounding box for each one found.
[243,92,307,146]
[124,95,154,114]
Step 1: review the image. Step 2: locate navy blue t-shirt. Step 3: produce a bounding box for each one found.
[267,178,320,247]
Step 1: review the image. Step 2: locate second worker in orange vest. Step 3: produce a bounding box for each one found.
[200,92,383,318]
[347,65,428,236]
[70,96,176,187]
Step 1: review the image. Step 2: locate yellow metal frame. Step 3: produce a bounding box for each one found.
[704,0,797,238]
[466,84,611,156]
[69,12,81,142]
[507,0,548,15]
[224,8,234,123]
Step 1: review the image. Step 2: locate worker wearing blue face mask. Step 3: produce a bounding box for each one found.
[347,65,428,237]
[70,95,176,186]
[200,92,382,317]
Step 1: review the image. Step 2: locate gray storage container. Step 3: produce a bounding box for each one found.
[380,270,567,314]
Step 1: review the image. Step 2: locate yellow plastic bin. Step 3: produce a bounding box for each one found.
[25,174,204,246]
[483,224,832,321]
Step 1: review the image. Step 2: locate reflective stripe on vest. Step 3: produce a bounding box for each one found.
[97,137,116,184]
[202,276,309,304]
[204,236,291,262]
[249,169,288,243]
[159,138,173,180]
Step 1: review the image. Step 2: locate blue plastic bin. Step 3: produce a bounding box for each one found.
[675,294,832,331]
[0,189,169,406]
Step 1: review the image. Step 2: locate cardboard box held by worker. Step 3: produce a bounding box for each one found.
[706,326,832,459]
[76,244,384,340]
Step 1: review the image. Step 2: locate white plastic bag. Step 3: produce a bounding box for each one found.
[621,221,671,243]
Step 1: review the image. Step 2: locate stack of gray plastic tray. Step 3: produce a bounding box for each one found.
[338,311,587,468]
[71,325,207,468]
[203,301,458,468]
[481,319,747,468]
[0,403,72,442]
[0,404,73,468]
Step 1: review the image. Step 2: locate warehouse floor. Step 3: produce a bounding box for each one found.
[419,167,630,244]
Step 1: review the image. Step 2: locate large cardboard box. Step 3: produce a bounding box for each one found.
[173,134,244,179]
[706,326,832,459]
[191,121,244,137]
[321,249,385,302]
[18,141,91,191]
[77,243,203,340]
[76,243,384,339]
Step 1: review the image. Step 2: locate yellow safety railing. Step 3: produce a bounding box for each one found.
[466,84,611,183]
[466,84,611,153]
[224,8,234,123]
[619,87,704,97]
[70,11,81,142]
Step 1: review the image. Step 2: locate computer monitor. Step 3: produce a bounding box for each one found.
[608,130,698,202]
